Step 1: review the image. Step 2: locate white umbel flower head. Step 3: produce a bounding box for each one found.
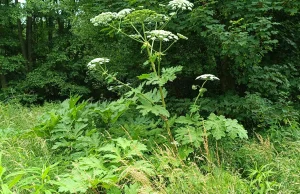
[87,58,110,70]
[90,12,117,26]
[195,74,220,81]
[146,30,178,42]
[117,8,134,19]
[168,0,194,10]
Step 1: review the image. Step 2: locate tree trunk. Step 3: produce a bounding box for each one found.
[0,74,7,88]
[15,0,27,61]
[26,16,33,71]
[17,19,27,59]
[48,16,54,49]
[57,17,64,35]
[218,56,235,92]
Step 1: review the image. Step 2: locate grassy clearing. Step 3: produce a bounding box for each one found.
[0,103,54,173]
[0,102,299,193]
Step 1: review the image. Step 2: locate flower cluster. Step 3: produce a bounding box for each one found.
[117,8,134,19]
[90,12,117,26]
[146,30,178,42]
[168,0,194,11]
[195,74,220,81]
[87,58,110,70]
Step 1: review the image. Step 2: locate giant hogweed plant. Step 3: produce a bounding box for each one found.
[88,0,248,151]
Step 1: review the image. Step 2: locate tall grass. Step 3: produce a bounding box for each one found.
[0,103,55,173]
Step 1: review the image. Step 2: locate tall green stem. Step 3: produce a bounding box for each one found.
[193,80,208,106]
[141,24,173,142]
[190,80,208,117]
[158,40,162,76]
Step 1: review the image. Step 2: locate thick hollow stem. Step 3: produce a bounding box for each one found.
[146,48,173,143]
[190,80,208,117]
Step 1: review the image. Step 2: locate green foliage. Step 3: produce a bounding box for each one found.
[175,114,204,147]
[56,137,153,193]
[57,156,116,193]
[94,98,133,124]
[248,164,279,194]
[33,96,101,158]
[0,153,22,194]
[99,138,148,164]
[13,163,59,193]
[199,92,300,130]
[1,98,300,193]
[138,66,183,86]
[205,113,248,140]
[174,112,247,148]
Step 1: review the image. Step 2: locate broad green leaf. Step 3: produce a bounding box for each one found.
[178,146,194,160]
[124,183,140,194]
[205,113,226,140]
[115,137,131,150]
[125,140,148,158]
[137,104,170,117]
[176,115,195,125]
[225,119,248,139]
[175,126,204,147]
[58,177,88,193]
[160,66,183,86]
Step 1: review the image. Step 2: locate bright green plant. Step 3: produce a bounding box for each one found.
[0,152,23,194]
[248,163,279,194]
[13,163,59,194]
[1,153,58,194]
[174,74,248,164]
[56,137,154,193]
[33,96,100,158]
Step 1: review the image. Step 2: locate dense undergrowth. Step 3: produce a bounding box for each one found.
[0,99,299,194]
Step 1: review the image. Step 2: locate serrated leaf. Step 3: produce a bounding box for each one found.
[124,183,140,194]
[58,177,88,193]
[125,140,148,158]
[137,104,170,117]
[115,137,132,150]
[159,66,183,86]
[205,113,226,140]
[176,115,194,125]
[178,146,194,160]
[76,157,105,170]
[175,126,204,147]
[108,186,122,194]
[225,119,248,139]
[132,160,155,176]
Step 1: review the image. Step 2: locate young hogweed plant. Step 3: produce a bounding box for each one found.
[88,1,194,143]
